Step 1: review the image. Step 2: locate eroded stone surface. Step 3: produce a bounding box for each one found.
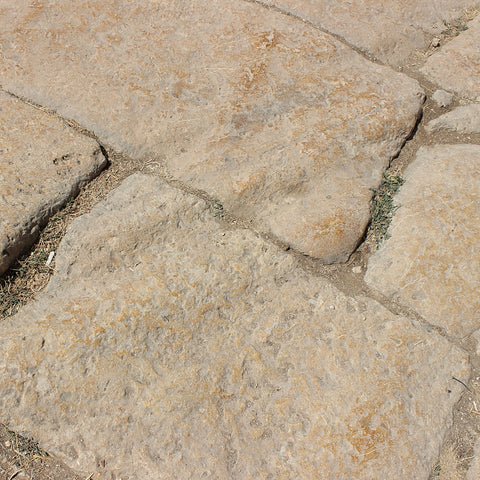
[262,0,477,65]
[0,91,106,276]
[366,145,480,337]
[0,174,468,479]
[0,0,424,262]
[422,15,480,101]
[426,103,480,134]
[432,89,454,108]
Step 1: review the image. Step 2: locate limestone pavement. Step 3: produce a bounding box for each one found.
[0,1,480,479]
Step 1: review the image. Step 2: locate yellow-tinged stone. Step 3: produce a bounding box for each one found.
[422,15,480,101]
[0,174,468,479]
[366,145,480,337]
[0,0,424,262]
[0,91,106,275]
[262,0,476,65]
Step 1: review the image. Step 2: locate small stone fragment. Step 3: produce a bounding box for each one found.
[366,144,480,337]
[0,174,468,479]
[0,91,106,276]
[431,37,441,48]
[422,15,480,100]
[432,89,454,107]
[426,103,480,134]
[352,265,362,274]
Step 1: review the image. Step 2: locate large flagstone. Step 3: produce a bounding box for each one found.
[262,0,477,65]
[0,174,468,479]
[0,0,424,262]
[366,145,480,338]
[422,15,480,101]
[0,91,106,275]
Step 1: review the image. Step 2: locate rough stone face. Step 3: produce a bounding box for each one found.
[422,15,480,101]
[262,0,477,65]
[0,174,469,480]
[0,91,106,276]
[0,0,424,262]
[366,145,480,337]
[426,103,480,134]
[432,89,454,108]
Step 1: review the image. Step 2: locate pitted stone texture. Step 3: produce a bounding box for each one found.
[422,15,480,101]
[0,0,424,262]
[0,174,468,479]
[262,0,477,65]
[426,103,480,134]
[0,91,106,276]
[366,145,480,337]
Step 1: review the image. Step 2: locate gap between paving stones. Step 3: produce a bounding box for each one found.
[1,9,480,477]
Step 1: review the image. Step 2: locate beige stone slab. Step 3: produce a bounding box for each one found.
[426,103,480,134]
[422,15,480,101]
[0,91,106,275]
[0,174,468,479]
[366,145,480,337]
[0,0,424,262]
[262,0,477,65]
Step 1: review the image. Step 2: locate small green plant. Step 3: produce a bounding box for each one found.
[441,19,469,36]
[370,173,405,246]
[429,464,442,478]
[212,198,224,218]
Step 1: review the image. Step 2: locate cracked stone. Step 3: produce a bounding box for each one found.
[0,0,424,262]
[366,144,480,337]
[261,0,476,65]
[0,173,469,479]
[422,15,480,101]
[0,91,106,276]
[426,103,480,134]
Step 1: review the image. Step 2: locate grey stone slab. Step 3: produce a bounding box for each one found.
[262,0,478,65]
[0,91,106,276]
[422,15,480,101]
[426,103,480,134]
[0,0,424,262]
[366,144,480,337]
[0,174,468,479]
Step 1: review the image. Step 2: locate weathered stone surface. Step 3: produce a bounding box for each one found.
[366,145,480,337]
[422,15,480,101]
[432,89,454,108]
[262,0,477,65]
[0,174,468,479]
[0,91,106,276]
[426,103,480,134]
[0,0,424,262]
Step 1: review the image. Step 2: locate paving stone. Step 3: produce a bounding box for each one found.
[0,0,424,262]
[0,174,469,479]
[426,103,480,134]
[366,145,480,338]
[422,15,480,101]
[0,91,106,276]
[262,0,477,65]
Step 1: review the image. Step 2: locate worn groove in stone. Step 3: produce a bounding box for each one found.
[0,0,424,263]
[0,174,469,479]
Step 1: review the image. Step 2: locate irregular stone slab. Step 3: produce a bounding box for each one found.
[366,145,480,337]
[0,0,424,262]
[426,103,480,134]
[422,15,480,101]
[0,174,468,479]
[262,0,477,65]
[0,91,106,276]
